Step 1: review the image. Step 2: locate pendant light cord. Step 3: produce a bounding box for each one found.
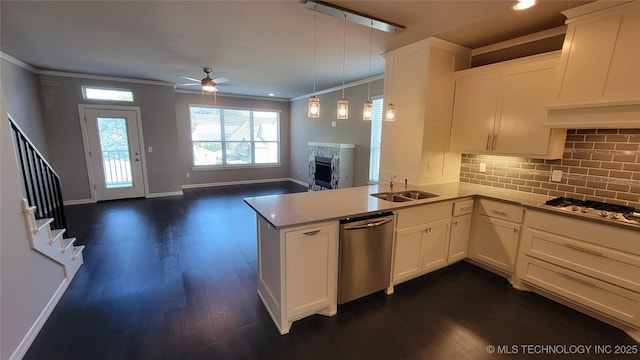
[341,13,347,98]
[313,5,317,95]
[367,19,373,102]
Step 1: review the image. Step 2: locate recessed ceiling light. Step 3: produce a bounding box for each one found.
[513,0,536,10]
[268,93,275,97]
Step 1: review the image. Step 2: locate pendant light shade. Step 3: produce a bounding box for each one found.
[308,5,320,118]
[385,103,396,121]
[337,98,349,119]
[363,100,372,121]
[308,95,320,117]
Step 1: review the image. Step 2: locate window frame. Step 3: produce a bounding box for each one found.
[81,86,135,102]
[189,104,281,170]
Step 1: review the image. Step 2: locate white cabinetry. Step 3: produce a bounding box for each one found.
[380,38,471,185]
[517,209,640,340]
[257,217,338,334]
[391,202,453,288]
[448,199,473,263]
[469,199,523,276]
[450,52,566,159]
[547,1,640,128]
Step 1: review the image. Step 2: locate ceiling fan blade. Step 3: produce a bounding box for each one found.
[213,76,230,84]
[177,75,201,82]
[176,83,201,86]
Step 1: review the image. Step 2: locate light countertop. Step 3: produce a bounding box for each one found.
[244,182,551,229]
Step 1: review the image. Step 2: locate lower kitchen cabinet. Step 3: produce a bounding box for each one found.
[391,202,453,289]
[256,217,338,335]
[517,209,640,340]
[448,214,471,263]
[469,199,523,276]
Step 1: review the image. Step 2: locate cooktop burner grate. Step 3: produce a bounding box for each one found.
[544,197,639,219]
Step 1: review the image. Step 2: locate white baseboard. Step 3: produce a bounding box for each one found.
[146,190,184,198]
[181,177,307,190]
[63,198,95,206]
[10,279,69,360]
[289,178,309,187]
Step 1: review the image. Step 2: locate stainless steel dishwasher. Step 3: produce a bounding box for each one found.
[338,212,394,304]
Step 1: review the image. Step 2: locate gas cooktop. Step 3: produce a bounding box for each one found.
[543,197,640,225]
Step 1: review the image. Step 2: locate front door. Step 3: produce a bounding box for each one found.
[82,108,146,201]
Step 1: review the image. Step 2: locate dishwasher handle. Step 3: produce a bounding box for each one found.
[343,217,393,230]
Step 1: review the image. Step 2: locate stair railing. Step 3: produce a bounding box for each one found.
[8,114,67,231]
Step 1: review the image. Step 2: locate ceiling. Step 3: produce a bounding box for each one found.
[0,0,591,100]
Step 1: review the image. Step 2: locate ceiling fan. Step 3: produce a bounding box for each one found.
[177,67,230,93]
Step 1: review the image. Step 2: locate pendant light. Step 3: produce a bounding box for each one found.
[385,53,396,122]
[363,20,374,121]
[337,13,349,120]
[308,5,320,118]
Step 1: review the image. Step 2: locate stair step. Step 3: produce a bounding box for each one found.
[50,228,66,245]
[61,237,76,253]
[35,218,54,233]
[72,245,85,260]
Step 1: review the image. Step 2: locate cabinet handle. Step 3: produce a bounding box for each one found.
[302,230,321,236]
[491,210,508,217]
[513,228,519,233]
[425,227,431,234]
[562,243,603,257]
[486,134,492,151]
[559,272,598,288]
[491,134,498,151]
[453,221,458,226]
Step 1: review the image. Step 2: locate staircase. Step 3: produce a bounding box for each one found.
[21,199,85,281]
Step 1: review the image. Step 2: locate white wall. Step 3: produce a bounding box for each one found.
[1,70,67,360]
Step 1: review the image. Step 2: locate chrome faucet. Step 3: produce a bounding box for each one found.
[389,175,397,191]
[404,178,408,189]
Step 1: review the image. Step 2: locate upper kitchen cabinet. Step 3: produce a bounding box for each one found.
[450,52,566,159]
[380,38,471,186]
[546,1,640,128]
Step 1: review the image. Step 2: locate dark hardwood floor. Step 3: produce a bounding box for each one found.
[24,182,636,360]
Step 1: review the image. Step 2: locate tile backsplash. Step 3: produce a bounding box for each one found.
[459,129,640,209]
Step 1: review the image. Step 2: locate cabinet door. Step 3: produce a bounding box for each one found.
[421,218,450,273]
[494,65,556,156]
[392,226,424,282]
[556,5,640,104]
[448,214,471,263]
[470,215,520,273]
[449,74,500,152]
[285,224,337,318]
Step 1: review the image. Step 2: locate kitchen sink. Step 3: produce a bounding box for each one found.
[371,190,439,202]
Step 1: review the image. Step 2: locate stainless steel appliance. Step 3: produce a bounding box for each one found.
[338,212,394,304]
[543,197,640,225]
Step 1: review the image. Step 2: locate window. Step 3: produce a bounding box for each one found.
[82,86,134,102]
[368,97,384,183]
[190,106,280,167]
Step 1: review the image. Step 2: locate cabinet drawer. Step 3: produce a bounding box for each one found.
[477,199,523,223]
[522,257,640,327]
[522,228,640,293]
[396,201,452,229]
[452,199,474,216]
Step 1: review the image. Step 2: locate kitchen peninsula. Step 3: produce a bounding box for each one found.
[245,182,640,341]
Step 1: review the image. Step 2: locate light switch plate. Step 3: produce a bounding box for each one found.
[479,163,487,173]
[551,170,563,182]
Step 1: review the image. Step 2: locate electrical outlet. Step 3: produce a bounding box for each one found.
[331,121,337,127]
[186,172,190,178]
[551,170,563,182]
[479,163,487,173]
[148,146,153,153]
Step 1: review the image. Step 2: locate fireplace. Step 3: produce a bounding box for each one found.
[314,156,333,189]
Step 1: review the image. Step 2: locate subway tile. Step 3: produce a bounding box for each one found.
[580,160,601,168]
[491,182,505,188]
[518,186,533,193]
[552,165,570,172]
[618,129,640,135]
[544,159,562,165]
[558,184,576,192]
[505,184,518,191]
[586,135,607,142]
[596,129,620,134]
[512,179,526,186]
[577,129,597,135]
[606,134,630,142]
[520,173,534,180]
[487,176,499,182]
[533,188,548,195]
[623,163,640,172]
[561,159,580,167]
[566,134,585,142]
[591,153,613,161]
[629,134,640,143]
[571,152,591,160]
[574,142,594,149]
[575,187,595,195]
[612,154,637,163]
[617,192,640,202]
[549,190,565,198]
[586,181,607,189]
[601,162,623,170]
[595,189,616,198]
[608,183,630,192]
[630,186,640,194]
[526,181,541,188]
[588,168,609,177]
[541,182,558,190]
[568,179,587,187]
[534,175,550,182]
[594,142,616,150]
[535,164,552,171]
[480,180,492,186]
[615,143,639,151]
[609,170,632,179]
[569,167,588,175]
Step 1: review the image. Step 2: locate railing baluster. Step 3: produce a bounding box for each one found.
[8,115,68,233]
